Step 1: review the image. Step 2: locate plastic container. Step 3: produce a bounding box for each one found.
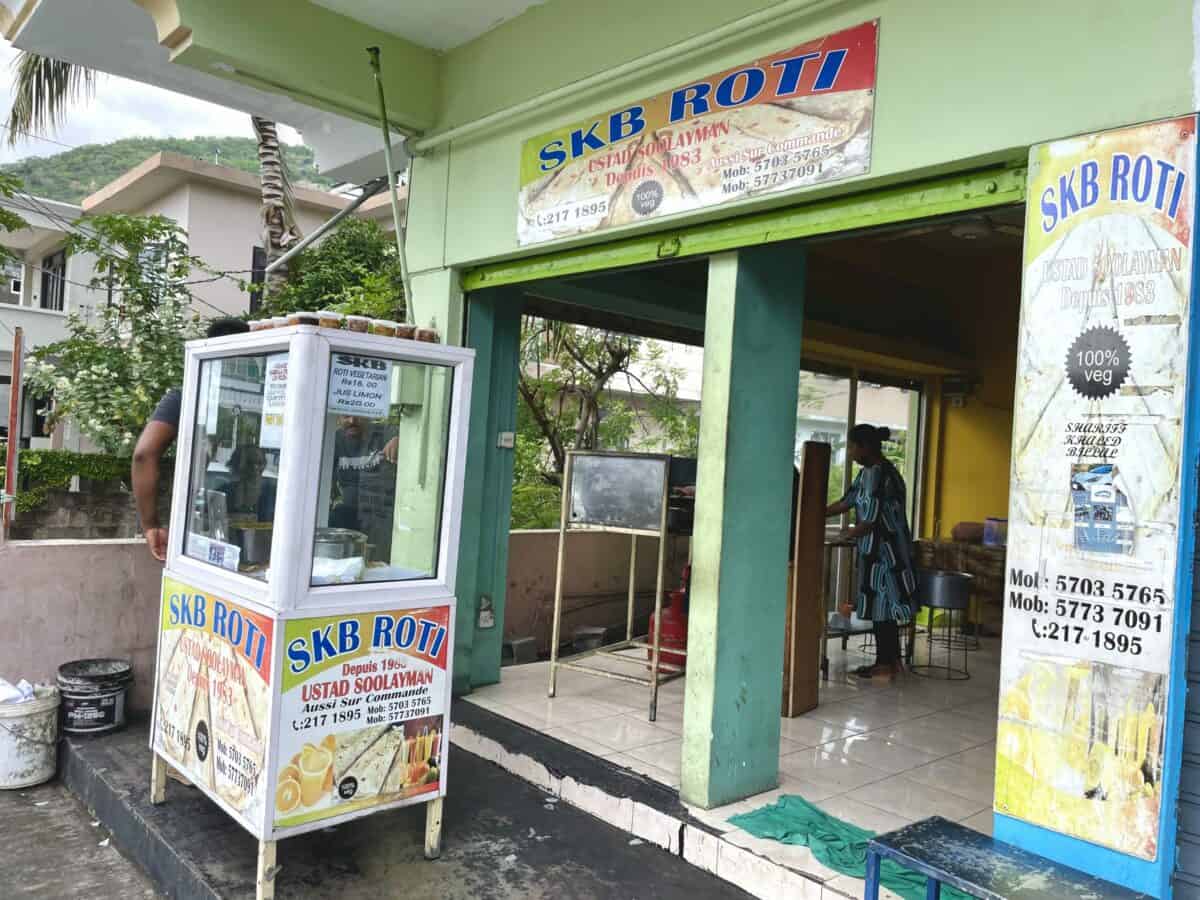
[415,328,438,343]
[345,315,370,333]
[983,517,1008,547]
[248,319,270,332]
[396,324,417,340]
[317,310,344,329]
[57,659,133,735]
[288,311,320,327]
[269,316,290,329]
[369,319,399,337]
[0,685,60,789]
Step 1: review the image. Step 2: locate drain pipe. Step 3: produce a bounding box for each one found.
[368,46,415,326]
[264,176,388,275]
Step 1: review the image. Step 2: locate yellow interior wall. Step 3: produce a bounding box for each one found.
[807,230,1022,539]
[924,253,1022,538]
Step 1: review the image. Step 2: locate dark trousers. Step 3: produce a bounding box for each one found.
[874,620,900,666]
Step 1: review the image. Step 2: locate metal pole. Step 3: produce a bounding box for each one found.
[648,462,669,722]
[264,178,387,275]
[626,533,637,642]
[548,452,573,698]
[3,326,22,534]
[367,46,415,325]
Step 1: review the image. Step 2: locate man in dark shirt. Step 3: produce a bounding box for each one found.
[132,318,249,560]
[330,415,399,561]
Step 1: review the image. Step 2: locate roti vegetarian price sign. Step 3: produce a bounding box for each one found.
[273,605,451,829]
[517,20,878,245]
[997,116,1197,860]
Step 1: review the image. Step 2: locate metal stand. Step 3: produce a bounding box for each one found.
[548,452,684,721]
[911,606,970,680]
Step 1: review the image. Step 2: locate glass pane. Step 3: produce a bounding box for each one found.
[795,369,852,505]
[312,355,453,585]
[184,353,288,581]
[857,380,922,522]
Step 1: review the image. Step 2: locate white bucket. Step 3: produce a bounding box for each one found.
[0,685,60,789]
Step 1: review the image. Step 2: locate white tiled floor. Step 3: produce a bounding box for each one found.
[464,634,1001,889]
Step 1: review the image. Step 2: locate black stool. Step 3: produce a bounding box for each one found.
[911,569,972,680]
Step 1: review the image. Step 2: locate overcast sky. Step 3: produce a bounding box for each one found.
[0,41,301,165]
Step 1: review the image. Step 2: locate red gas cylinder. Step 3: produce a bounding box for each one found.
[647,589,688,672]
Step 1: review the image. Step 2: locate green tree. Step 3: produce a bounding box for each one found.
[252,218,405,320]
[24,214,204,454]
[511,318,698,529]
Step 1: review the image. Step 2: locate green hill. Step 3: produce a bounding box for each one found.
[0,136,334,204]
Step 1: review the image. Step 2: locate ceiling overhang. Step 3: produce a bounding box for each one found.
[5,0,434,182]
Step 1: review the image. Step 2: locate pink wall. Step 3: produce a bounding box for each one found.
[505,530,689,654]
[0,539,163,710]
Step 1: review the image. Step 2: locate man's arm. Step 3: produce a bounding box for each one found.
[132,419,177,561]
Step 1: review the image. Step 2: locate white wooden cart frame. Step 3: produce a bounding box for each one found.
[148,326,474,900]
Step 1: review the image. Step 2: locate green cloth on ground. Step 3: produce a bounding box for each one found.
[728,795,972,900]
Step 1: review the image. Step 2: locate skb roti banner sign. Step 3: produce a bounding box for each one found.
[272,605,450,829]
[996,116,1197,860]
[153,576,273,824]
[517,20,877,245]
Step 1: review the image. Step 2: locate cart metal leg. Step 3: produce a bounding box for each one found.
[424,797,444,860]
[256,840,278,900]
[150,751,167,805]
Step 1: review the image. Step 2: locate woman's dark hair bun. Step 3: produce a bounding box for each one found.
[876,426,891,442]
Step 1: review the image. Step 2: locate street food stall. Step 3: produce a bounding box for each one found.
[147,323,473,900]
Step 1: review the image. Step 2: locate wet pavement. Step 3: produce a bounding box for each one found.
[60,721,750,899]
[0,781,159,899]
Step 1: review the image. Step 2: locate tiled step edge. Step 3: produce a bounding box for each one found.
[59,729,223,900]
[450,699,854,900]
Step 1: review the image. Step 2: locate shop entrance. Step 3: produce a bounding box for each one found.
[460,200,1028,841]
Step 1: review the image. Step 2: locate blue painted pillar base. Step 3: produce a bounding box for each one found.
[453,287,521,695]
[680,244,805,809]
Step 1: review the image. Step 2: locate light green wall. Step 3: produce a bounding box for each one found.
[171,0,439,130]
[426,0,1193,270]
[165,1,1194,279]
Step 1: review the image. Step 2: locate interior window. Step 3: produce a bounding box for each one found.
[311,354,453,585]
[183,353,287,580]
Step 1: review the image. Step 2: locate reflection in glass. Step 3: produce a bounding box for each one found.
[184,353,287,580]
[312,357,452,585]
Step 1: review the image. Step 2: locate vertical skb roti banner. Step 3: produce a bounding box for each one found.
[273,605,450,829]
[997,116,1197,860]
[153,577,274,826]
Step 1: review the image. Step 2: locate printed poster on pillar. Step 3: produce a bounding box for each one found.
[152,576,274,827]
[517,20,877,245]
[997,116,1197,860]
[272,605,451,830]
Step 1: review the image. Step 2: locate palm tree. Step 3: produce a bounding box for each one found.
[6,51,300,293]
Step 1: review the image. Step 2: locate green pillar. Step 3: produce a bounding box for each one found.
[454,287,521,694]
[680,245,804,808]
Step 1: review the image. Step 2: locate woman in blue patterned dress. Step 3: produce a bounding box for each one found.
[825,424,918,678]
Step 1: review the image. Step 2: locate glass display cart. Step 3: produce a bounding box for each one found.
[148,325,473,900]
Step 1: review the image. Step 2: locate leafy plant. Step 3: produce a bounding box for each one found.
[24,213,204,454]
[0,444,131,512]
[510,317,698,529]
[252,218,404,319]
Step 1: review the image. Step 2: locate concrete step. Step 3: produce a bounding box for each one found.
[450,700,853,900]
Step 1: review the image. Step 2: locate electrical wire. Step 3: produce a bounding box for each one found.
[0,122,82,153]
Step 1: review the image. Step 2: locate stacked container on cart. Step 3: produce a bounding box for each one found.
[147,326,474,900]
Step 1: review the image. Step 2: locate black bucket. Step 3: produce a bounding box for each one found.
[56,659,133,735]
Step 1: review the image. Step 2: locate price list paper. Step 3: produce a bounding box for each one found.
[996,116,1197,859]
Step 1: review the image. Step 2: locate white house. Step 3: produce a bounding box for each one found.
[0,151,400,450]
